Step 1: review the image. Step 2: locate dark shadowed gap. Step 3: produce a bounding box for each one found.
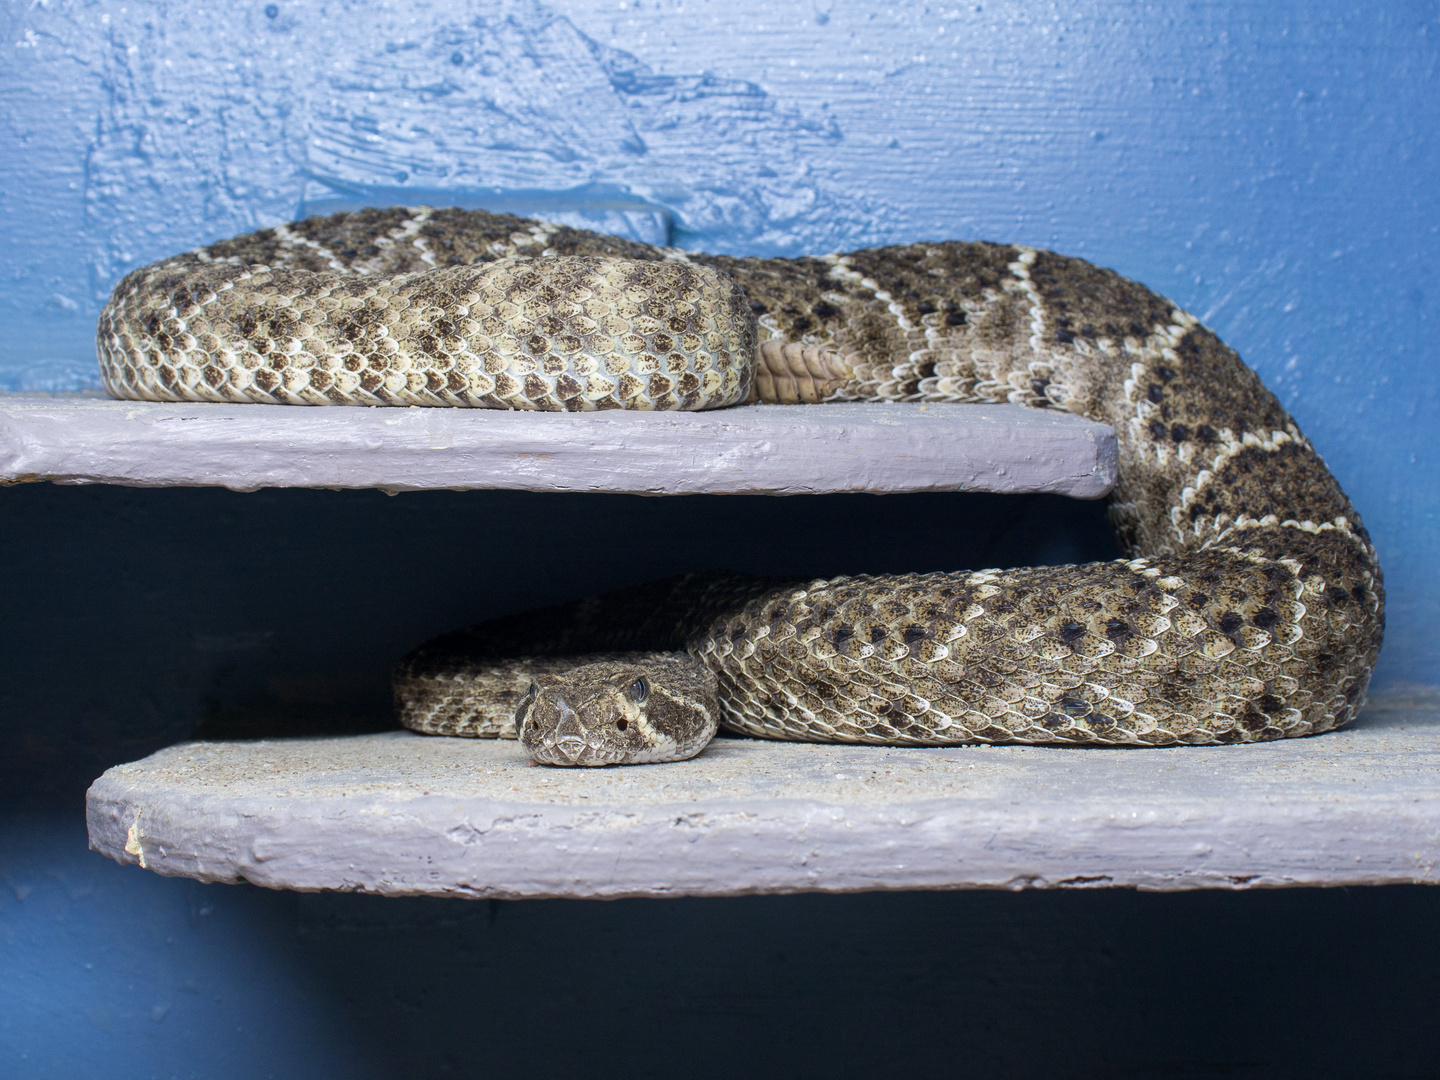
[290,883,1440,1080]
[0,483,1117,807]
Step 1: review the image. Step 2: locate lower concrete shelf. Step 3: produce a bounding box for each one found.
[87,694,1439,898]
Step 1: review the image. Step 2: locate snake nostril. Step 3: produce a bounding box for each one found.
[616,718,628,731]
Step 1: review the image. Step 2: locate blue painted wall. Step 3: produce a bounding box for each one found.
[1,3,1437,1076]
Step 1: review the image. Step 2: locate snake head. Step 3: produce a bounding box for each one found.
[515,656,718,766]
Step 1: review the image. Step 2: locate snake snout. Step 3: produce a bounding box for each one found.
[549,701,592,761]
[521,691,622,766]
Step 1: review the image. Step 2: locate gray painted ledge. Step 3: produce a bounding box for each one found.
[0,393,1117,497]
[87,694,1440,899]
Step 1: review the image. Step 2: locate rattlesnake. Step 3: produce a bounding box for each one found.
[97,206,1384,764]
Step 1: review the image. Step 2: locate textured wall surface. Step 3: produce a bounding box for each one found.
[1,3,1438,1076]
[1,0,1435,685]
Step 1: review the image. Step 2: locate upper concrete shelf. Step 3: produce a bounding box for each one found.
[0,393,1117,497]
[86,694,1439,899]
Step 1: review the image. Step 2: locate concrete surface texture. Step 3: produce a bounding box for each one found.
[88,695,1440,899]
[0,396,1117,497]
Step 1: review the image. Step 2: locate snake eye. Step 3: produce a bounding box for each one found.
[629,676,649,703]
[526,682,538,699]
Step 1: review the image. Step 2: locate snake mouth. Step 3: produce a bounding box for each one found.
[554,736,590,761]
[531,733,619,766]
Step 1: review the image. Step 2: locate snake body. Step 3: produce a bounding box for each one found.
[98,206,1384,762]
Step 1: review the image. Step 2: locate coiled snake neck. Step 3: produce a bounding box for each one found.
[98,206,1384,761]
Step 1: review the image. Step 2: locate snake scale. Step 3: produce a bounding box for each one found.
[97,206,1384,764]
